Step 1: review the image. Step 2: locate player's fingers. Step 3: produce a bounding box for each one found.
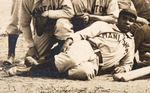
[61,47,67,52]
[114,67,121,73]
[83,16,89,22]
[61,45,68,52]
[41,11,48,17]
[115,67,125,73]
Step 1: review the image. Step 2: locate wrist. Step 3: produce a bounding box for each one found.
[66,37,73,45]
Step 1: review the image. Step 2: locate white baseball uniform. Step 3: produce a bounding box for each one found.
[117,0,136,11]
[53,21,134,80]
[6,0,21,34]
[72,0,119,17]
[70,21,135,71]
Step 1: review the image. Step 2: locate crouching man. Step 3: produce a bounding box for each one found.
[7,9,136,80]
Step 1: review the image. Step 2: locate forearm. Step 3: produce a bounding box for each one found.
[89,15,117,23]
[136,17,149,25]
[45,9,74,19]
[21,25,34,48]
[69,21,108,41]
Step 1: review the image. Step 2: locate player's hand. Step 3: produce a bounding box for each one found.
[80,13,90,23]
[61,38,73,52]
[26,46,39,60]
[41,11,49,17]
[114,66,126,73]
[130,23,142,34]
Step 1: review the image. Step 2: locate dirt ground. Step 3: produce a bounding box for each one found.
[0,1,150,93]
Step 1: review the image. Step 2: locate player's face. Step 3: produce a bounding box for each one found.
[117,14,136,33]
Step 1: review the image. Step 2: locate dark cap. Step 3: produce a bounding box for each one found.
[119,9,137,19]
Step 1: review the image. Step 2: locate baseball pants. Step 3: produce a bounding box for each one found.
[7,0,22,34]
[54,40,99,80]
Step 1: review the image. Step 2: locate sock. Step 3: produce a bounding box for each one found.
[8,34,19,58]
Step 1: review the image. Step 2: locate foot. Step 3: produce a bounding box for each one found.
[7,66,31,76]
[24,56,39,67]
[3,56,14,67]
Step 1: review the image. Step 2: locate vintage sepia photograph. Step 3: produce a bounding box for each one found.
[0,0,150,92]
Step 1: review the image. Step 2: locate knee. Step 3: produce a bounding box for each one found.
[68,63,98,80]
[54,53,77,73]
[68,67,90,80]
[55,18,73,40]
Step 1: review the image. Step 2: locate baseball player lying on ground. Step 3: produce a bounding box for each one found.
[7,9,136,81]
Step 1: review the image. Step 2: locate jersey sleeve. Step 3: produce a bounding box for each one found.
[107,0,119,18]
[69,21,110,42]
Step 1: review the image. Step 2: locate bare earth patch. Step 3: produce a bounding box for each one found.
[1,1,150,93]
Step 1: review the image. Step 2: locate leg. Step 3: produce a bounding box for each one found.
[8,34,19,57]
[7,0,21,34]
[54,40,99,80]
[3,0,21,66]
[54,52,77,73]
[68,62,99,80]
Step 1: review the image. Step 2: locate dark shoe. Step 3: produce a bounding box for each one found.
[7,66,31,76]
[3,56,14,67]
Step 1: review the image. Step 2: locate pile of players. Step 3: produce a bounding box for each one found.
[3,0,150,80]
